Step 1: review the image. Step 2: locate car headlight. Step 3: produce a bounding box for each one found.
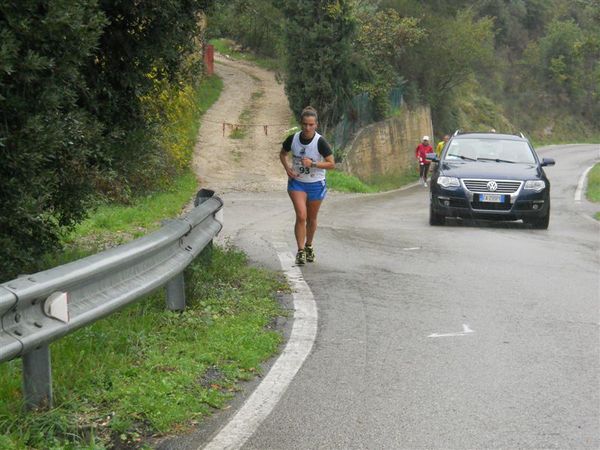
[437,176,460,188]
[524,180,546,192]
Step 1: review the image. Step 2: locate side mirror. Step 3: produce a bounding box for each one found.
[541,157,555,167]
[426,152,438,162]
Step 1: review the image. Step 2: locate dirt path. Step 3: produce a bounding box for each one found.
[192,54,293,194]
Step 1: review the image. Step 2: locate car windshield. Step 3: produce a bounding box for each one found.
[444,139,536,164]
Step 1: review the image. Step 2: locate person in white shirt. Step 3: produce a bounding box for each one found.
[279,106,335,265]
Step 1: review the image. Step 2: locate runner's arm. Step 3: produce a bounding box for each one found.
[280,148,299,178]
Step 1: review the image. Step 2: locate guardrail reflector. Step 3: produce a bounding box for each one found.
[44,292,69,323]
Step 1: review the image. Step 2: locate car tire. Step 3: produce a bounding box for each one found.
[524,204,550,229]
[429,203,445,226]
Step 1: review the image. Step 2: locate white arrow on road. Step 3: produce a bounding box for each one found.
[428,324,475,338]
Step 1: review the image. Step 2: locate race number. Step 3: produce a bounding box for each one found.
[293,156,310,175]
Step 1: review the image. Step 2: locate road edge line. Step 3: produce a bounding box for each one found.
[575,165,594,203]
[202,242,318,450]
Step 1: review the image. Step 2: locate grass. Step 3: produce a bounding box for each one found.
[0,246,286,450]
[327,168,419,193]
[585,163,600,220]
[229,90,265,140]
[69,172,198,239]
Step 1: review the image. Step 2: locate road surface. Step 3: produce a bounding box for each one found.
[162,141,599,449]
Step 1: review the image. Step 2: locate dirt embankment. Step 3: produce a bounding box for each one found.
[192,54,294,194]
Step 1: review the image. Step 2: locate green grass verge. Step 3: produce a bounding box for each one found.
[209,38,280,71]
[0,247,286,449]
[327,168,419,193]
[67,171,198,241]
[585,163,600,220]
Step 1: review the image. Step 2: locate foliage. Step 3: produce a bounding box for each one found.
[80,0,213,196]
[279,0,364,132]
[208,0,600,141]
[0,1,215,281]
[142,75,223,174]
[519,19,599,125]
[0,0,107,279]
[399,8,496,132]
[355,9,424,119]
[0,246,285,449]
[207,0,284,58]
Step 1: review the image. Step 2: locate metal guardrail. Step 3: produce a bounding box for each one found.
[0,190,223,409]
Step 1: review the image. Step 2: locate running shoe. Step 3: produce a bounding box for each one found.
[305,245,315,263]
[295,249,306,265]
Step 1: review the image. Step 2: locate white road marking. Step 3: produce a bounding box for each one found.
[202,242,318,450]
[575,165,595,202]
[428,324,475,338]
[402,247,421,251]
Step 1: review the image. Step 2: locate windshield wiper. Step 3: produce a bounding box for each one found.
[477,157,515,163]
[447,153,476,161]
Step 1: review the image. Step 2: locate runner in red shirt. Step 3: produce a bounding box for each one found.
[415,135,433,187]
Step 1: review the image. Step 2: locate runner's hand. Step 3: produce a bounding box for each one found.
[286,166,299,178]
[302,157,313,168]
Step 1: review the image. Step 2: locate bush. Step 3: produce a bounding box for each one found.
[0,1,107,278]
[0,1,214,280]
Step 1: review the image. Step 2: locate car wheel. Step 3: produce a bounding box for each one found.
[429,203,445,226]
[524,204,550,229]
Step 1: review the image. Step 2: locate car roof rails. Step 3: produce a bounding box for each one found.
[518,132,526,139]
[453,129,461,136]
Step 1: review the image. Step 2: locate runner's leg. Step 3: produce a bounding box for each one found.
[289,190,308,250]
[306,199,322,246]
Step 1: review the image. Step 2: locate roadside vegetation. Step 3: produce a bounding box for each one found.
[0,68,286,446]
[586,164,600,220]
[0,31,287,448]
[208,0,600,142]
[0,244,286,450]
[326,169,419,194]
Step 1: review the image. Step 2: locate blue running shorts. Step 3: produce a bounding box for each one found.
[287,178,327,201]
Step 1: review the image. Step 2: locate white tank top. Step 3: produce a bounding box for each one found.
[291,132,326,182]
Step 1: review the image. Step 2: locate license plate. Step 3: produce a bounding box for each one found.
[479,193,504,203]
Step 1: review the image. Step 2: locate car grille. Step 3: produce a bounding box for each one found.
[463,179,522,193]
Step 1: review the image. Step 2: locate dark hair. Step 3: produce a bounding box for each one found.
[300,106,318,122]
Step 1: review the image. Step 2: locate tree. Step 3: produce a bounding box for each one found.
[520,19,599,122]
[355,9,425,118]
[0,0,214,280]
[0,0,107,279]
[279,0,360,132]
[399,8,496,130]
[208,0,284,57]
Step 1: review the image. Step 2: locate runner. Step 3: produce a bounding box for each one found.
[279,106,335,265]
[415,135,433,187]
[436,134,450,157]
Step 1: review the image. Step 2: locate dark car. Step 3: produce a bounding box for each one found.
[427,132,555,228]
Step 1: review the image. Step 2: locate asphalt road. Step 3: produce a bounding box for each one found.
[164,144,600,449]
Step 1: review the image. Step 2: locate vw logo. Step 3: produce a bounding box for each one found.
[487,180,498,191]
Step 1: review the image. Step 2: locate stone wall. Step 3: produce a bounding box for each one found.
[340,105,433,182]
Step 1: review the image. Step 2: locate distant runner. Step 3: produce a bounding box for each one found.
[436,134,450,157]
[279,106,335,265]
[416,135,433,187]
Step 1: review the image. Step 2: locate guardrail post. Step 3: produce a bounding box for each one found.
[166,273,186,311]
[195,189,216,266]
[22,344,52,410]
